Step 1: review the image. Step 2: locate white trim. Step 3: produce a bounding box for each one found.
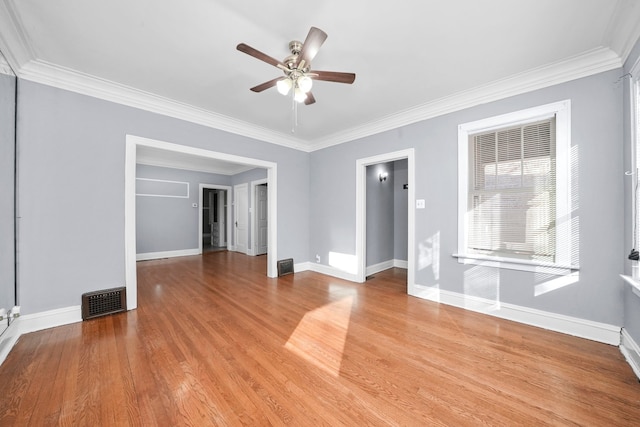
[0,38,620,153]
[18,59,308,151]
[453,253,578,275]
[308,48,620,151]
[294,261,311,273]
[364,259,408,276]
[0,306,82,366]
[409,285,621,345]
[366,260,395,277]
[620,328,640,380]
[125,135,279,310]
[356,149,415,291]
[394,259,408,269]
[456,100,574,273]
[136,248,200,261]
[307,262,359,283]
[198,184,232,255]
[620,274,640,298]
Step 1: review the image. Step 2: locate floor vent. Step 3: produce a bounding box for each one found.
[277,258,294,276]
[82,287,127,320]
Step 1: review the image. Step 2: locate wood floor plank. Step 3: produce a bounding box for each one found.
[1,251,640,425]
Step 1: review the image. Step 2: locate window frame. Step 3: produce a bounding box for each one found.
[629,60,640,256]
[455,100,575,275]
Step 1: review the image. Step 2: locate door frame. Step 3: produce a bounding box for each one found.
[198,184,231,254]
[251,178,268,256]
[125,135,278,310]
[355,149,415,290]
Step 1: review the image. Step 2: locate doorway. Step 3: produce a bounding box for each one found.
[355,149,415,291]
[125,135,278,311]
[199,185,231,254]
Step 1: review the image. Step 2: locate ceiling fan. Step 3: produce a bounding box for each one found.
[236,27,356,105]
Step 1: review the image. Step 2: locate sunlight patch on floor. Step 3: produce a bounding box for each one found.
[284,296,354,377]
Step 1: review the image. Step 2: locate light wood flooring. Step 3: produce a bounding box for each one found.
[1,251,639,425]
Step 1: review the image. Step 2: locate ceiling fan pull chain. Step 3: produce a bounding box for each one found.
[290,89,300,133]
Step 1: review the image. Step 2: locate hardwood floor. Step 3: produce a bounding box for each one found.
[1,252,639,425]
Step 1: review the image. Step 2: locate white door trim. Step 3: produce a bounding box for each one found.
[125,134,278,310]
[198,184,232,254]
[250,178,268,256]
[355,149,415,290]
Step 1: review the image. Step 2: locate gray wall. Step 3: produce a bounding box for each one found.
[16,80,309,314]
[310,69,624,326]
[136,164,232,254]
[393,159,408,261]
[0,71,15,315]
[623,38,640,344]
[10,58,634,334]
[366,162,395,266]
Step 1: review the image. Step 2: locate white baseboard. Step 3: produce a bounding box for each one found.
[305,263,358,282]
[365,259,408,276]
[137,248,200,261]
[621,328,640,380]
[294,261,311,273]
[0,305,82,366]
[409,285,621,345]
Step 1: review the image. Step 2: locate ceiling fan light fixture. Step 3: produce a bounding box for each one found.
[298,75,313,93]
[294,87,307,103]
[277,78,293,95]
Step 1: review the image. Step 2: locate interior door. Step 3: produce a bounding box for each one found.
[234,184,248,254]
[256,184,268,255]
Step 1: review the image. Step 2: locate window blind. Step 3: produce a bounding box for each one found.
[468,118,556,262]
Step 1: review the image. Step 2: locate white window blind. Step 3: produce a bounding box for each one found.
[467,118,556,263]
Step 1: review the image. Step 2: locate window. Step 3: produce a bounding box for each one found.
[456,100,574,274]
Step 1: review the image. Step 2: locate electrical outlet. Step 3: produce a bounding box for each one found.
[316,254,321,263]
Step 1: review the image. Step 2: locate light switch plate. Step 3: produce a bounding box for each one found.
[416,199,425,209]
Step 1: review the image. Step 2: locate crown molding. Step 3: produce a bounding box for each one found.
[17,59,310,152]
[308,47,622,152]
[0,0,35,70]
[603,0,640,63]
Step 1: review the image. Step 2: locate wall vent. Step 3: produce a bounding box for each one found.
[277,258,294,276]
[82,287,127,320]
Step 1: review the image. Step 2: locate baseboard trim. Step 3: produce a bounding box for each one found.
[621,328,640,380]
[366,259,409,276]
[409,285,621,345]
[0,305,82,366]
[137,248,200,261]
[306,263,359,282]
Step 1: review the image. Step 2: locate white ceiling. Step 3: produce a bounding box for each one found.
[1,0,640,157]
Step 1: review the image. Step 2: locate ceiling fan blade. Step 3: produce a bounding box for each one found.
[298,27,327,68]
[311,70,356,84]
[237,43,286,69]
[250,77,281,93]
[304,92,316,105]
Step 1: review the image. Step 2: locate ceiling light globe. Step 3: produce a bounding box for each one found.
[277,78,292,95]
[294,88,307,103]
[298,75,313,93]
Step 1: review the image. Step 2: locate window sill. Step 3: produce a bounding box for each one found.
[452,253,579,275]
[620,275,640,298]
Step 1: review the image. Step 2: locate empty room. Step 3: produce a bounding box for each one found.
[1,1,640,425]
